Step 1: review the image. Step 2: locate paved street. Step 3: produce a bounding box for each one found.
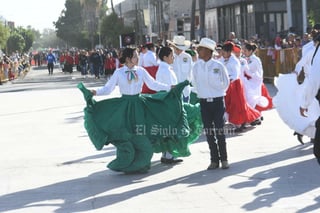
[0,66,320,213]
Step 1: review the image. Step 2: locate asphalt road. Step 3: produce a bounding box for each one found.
[0,66,319,213]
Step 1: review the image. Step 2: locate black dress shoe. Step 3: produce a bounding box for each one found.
[161,157,183,164]
[235,126,244,133]
[293,131,304,145]
[235,123,246,132]
[250,119,261,126]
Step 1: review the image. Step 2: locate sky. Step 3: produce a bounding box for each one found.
[0,0,123,32]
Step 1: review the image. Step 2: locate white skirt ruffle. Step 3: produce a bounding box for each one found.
[273,73,320,138]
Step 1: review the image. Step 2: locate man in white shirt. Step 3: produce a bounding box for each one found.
[192,38,230,170]
[300,33,320,165]
[167,35,193,102]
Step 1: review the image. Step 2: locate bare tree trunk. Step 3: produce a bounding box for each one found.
[190,0,196,40]
[111,0,115,13]
[199,0,206,38]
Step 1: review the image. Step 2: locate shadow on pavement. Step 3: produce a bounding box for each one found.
[0,142,319,212]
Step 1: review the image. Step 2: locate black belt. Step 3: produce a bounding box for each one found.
[200,97,223,102]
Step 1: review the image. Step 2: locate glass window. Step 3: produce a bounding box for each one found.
[235,5,240,15]
[269,13,275,22]
[283,12,288,31]
[276,13,282,32]
[247,4,253,13]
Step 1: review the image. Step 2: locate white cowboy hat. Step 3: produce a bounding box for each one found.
[197,37,216,51]
[167,36,191,51]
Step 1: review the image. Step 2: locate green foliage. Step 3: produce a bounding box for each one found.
[308,0,320,26]
[0,22,10,50]
[33,29,66,50]
[54,0,84,47]
[15,27,35,52]
[100,12,134,48]
[6,33,25,53]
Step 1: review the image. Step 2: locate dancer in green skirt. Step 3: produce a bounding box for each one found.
[78,47,202,174]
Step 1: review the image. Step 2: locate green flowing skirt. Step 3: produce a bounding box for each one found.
[77,81,202,173]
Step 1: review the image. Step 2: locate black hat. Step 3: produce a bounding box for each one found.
[313,23,320,30]
[314,33,320,42]
[215,43,222,50]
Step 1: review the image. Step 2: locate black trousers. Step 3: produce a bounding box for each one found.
[314,90,320,163]
[200,97,227,163]
[47,62,54,74]
[314,116,320,162]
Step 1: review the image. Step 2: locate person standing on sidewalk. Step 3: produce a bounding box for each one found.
[46,50,56,75]
[192,38,230,170]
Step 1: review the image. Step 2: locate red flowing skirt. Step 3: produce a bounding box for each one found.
[141,66,159,94]
[225,79,261,125]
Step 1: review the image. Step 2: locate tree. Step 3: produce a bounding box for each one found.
[80,0,103,49]
[15,27,35,52]
[100,12,133,48]
[308,0,320,27]
[54,0,87,48]
[111,0,115,13]
[0,22,10,51]
[6,33,25,53]
[33,29,66,50]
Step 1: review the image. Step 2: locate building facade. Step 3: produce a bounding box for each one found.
[114,0,310,44]
[207,0,308,43]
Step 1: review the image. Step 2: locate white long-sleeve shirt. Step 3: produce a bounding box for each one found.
[155,61,178,86]
[302,40,315,57]
[96,65,170,96]
[245,54,263,87]
[238,56,249,80]
[192,58,230,98]
[142,50,158,67]
[219,54,241,81]
[172,51,193,97]
[294,42,315,75]
[301,45,320,109]
[138,52,145,66]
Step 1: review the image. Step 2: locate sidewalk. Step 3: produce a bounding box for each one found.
[0,66,320,213]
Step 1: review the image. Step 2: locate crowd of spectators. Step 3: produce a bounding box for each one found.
[0,51,30,83]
